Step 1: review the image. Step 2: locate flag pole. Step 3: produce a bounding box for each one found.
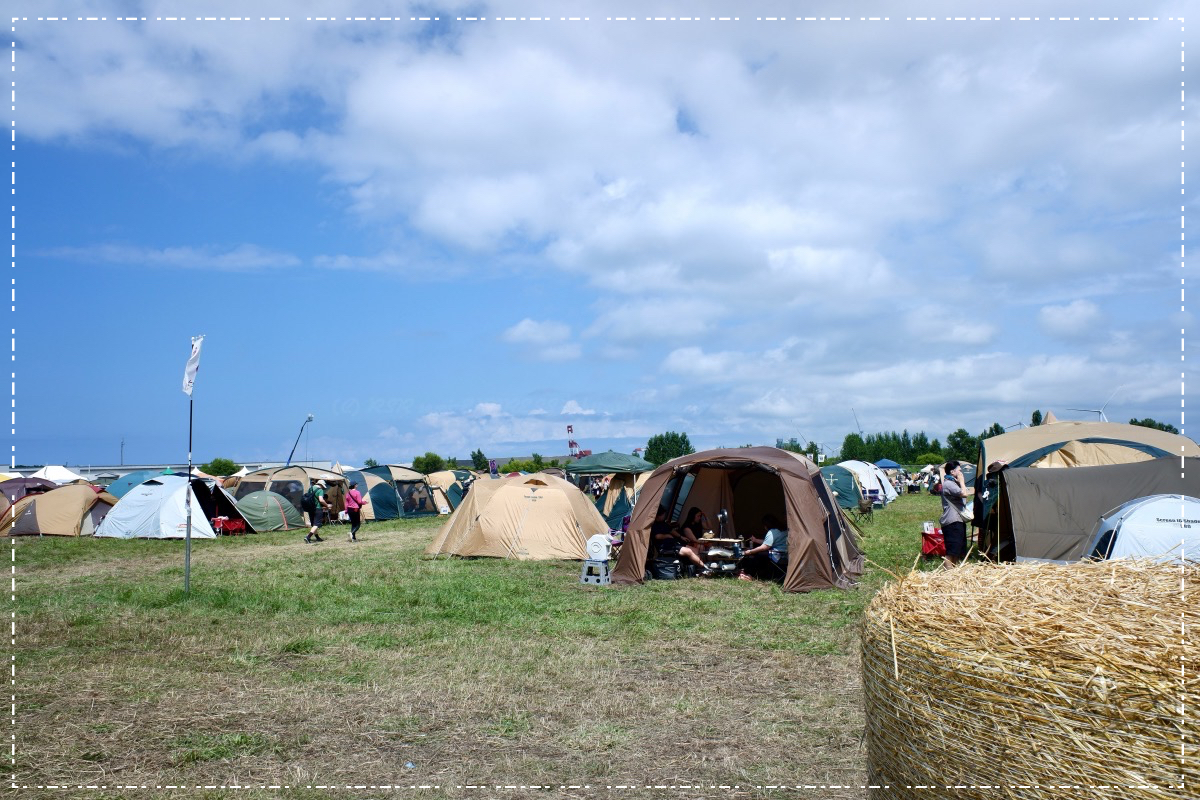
[185,394,193,594]
[181,334,204,597]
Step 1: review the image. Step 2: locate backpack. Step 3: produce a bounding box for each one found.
[301,487,317,514]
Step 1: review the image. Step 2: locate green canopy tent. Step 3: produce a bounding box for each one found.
[565,450,655,529]
[820,465,864,510]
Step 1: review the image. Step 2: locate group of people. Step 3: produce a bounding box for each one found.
[304,479,368,544]
[648,506,789,582]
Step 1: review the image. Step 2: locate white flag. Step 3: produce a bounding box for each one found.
[182,335,204,396]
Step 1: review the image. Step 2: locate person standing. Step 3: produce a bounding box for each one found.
[344,480,366,542]
[939,460,975,567]
[305,479,331,543]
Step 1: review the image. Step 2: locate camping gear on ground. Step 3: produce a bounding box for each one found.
[235,490,305,532]
[921,521,945,557]
[6,484,117,536]
[1085,494,1200,563]
[613,446,863,593]
[980,456,1200,562]
[581,530,613,584]
[426,473,606,560]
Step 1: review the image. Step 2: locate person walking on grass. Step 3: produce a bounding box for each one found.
[344,480,366,542]
[305,479,331,543]
[939,460,975,568]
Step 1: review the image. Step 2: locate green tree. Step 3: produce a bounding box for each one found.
[1030,409,1043,427]
[915,452,943,466]
[839,432,868,462]
[411,452,447,474]
[644,431,694,466]
[199,457,240,476]
[804,441,821,462]
[930,438,941,456]
[978,422,1005,441]
[363,457,379,468]
[944,428,978,462]
[470,449,488,471]
[531,453,545,469]
[1130,417,1180,434]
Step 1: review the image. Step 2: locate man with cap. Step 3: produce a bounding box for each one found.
[305,479,332,543]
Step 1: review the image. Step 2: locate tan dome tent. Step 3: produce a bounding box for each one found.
[6,484,117,537]
[232,465,347,522]
[426,474,606,560]
[975,420,1200,552]
[612,447,864,592]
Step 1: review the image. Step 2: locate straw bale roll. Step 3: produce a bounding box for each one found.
[861,561,1198,799]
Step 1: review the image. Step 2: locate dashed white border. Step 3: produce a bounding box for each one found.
[7,12,1190,796]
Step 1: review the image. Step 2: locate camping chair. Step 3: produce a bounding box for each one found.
[849,497,874,524]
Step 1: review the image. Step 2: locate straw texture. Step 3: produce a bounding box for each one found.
[861,561,1198,799]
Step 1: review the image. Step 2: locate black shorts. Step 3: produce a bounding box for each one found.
[942,521,968,558]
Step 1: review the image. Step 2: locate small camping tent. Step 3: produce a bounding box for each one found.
[95,475,217,539]
[6,484,117,536]
[1085,494,1200,563]
[235,490,306,532]
[29,465,87,485]
[426,474,606,560]
[612,447,864,592]
[838,460,897,504]
[819,465,865,510]
[565,450,654,529]
[426,470,466,510]
[106,470,162,499]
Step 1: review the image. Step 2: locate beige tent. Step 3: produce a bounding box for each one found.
[977,420,1200,473]
[6,485,117,536]
[612,447,864,593]
[426,474,606,560]
[232,465,347,521]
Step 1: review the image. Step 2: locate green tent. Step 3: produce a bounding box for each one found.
[564,450,654,475]
[235,490,306,532]
[820,465,864,510]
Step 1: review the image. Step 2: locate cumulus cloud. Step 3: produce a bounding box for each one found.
[501,318,581,361]
[1039,299,1101,339]
[561,400,595,416]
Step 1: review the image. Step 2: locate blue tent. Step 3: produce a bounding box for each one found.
[106,469,164,499]
[874,459,904,470]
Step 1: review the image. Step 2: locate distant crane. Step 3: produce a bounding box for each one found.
[851,408,865,437]
[1068,387,1120,423]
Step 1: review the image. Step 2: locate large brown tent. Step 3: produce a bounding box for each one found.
[982,456,1200,562]
[425,474,606,560]
[6,484,117,536]
[612,447,864,593]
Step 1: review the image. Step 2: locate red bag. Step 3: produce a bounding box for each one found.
[921,528,946,557]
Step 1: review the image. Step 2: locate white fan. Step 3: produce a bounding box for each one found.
[586,534,612,560]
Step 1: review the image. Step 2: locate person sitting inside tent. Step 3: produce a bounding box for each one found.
[651,507,710,577]
[738,514,789,582]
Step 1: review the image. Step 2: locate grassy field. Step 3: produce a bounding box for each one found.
[15,493,945,798]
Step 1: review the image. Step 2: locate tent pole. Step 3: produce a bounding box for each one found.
[185,395,193,595]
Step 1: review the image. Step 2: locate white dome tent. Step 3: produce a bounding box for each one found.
[1086,494,1200,563]
[96,475,217,539]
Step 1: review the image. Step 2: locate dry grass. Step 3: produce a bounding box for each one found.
[862,560,1198,799]
[15,507,904,799]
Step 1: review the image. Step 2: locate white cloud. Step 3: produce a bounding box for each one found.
[42,243,300,271]
[1039,299,1101,339]
[502,319,581,361]
[561,400,595,416]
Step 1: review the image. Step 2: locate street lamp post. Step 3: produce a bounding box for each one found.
[286,414,315,467]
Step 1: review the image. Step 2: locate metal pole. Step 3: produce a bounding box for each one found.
[185,396,193,594]
[286,414,313,467]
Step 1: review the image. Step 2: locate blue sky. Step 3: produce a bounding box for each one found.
[11,0,1194,467]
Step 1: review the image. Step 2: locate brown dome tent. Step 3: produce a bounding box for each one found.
[612,447,864,592]
[6,484,117,537]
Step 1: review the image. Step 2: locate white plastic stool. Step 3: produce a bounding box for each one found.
[580,559,611,586]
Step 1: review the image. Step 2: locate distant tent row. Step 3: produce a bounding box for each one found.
[565,450,655,529]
